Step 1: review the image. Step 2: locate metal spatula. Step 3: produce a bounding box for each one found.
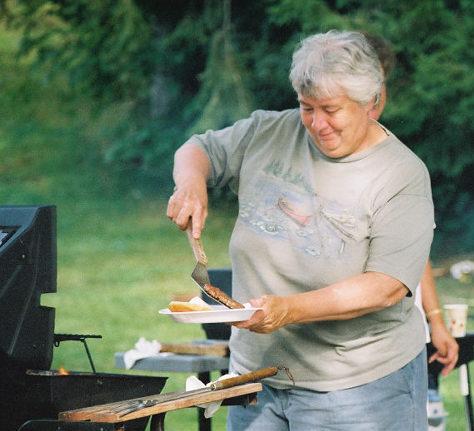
[186,225,211,289]
[186,225,244,309]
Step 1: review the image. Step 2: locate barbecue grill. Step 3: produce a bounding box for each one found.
[0,205,168,431]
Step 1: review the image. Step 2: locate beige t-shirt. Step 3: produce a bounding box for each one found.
[191,109,434,391]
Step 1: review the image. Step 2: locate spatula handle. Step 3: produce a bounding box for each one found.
[211,367,279,390]
[186,225,208,265]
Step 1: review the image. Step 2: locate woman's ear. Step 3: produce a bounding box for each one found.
[368,85,387,121]
[368,98,380,120]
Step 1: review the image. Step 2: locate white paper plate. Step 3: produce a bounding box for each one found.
[159,305,261,323]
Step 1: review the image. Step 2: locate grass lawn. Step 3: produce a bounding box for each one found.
[52,199,474,430]
[5,195,472,430]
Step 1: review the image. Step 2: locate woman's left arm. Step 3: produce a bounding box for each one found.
[235,271,407,333]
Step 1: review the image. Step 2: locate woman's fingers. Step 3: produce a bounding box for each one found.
[233,296,291,334]
[429,342,459,377]
[167,187,208,234]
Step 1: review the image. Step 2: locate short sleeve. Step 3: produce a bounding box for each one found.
[365,162,434,293]
[186,113,260,193]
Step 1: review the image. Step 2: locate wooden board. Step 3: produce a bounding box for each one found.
[59,382,262,423]
[160,341,229,357]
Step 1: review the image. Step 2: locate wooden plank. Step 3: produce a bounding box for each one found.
[160,341,229,357]
[59,382,262,423]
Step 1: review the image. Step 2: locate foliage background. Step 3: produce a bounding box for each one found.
[2,0,473,257]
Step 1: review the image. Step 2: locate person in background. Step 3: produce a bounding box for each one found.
[168,30,434,430]
[420,262,459,377]
[365,32,459,377]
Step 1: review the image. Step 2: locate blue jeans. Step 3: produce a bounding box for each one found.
[227,348,427,431]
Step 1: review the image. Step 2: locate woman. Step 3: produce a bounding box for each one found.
[167,30,434,430]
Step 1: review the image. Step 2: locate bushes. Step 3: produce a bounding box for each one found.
[2,0,473,255]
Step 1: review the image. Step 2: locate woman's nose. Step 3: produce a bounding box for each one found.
[311,112,327,130]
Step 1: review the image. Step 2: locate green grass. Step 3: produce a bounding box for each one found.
[1,20,473,431]
[47,198,234,430]
[45,199,474,431]
[441,368,471,431]
[49,202,474,430]
[427,274,474,430]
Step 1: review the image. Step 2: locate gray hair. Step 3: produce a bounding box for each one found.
[289,30,384,105]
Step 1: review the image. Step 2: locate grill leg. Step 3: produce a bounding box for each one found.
[81,338,97,373]
[150,413,167,431]
[198,408,210,431]
[198,371,212,431]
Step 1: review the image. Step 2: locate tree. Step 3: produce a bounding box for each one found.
[3,0,473,256]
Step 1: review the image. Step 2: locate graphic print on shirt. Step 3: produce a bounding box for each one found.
[238,167,359,258]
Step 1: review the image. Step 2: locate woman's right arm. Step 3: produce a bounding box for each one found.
[168,112,259,237]
[166,142,211,238]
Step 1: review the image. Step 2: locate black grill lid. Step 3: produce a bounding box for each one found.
[0,205,57,369]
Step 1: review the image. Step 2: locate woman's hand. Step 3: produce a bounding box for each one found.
[166,182,208,236]
[233,295,293,334]
[429,322,459,376]
[166,143,210,238]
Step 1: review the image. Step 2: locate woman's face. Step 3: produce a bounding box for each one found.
[298,94,375,158]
